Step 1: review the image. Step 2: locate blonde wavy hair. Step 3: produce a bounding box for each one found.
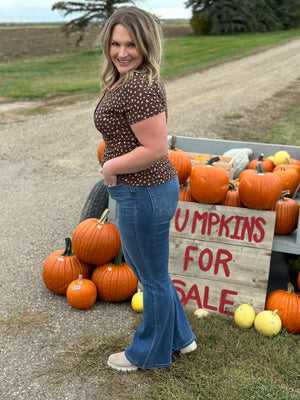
[99,6,163,91]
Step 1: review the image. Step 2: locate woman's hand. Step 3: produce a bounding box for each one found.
[100,161,117,187]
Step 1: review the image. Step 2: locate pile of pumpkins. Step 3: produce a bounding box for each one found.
[233,281,300,335]
[42,208,143,312]
[166,137,300,236]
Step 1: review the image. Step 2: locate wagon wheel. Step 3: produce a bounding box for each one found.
[79,179,109,222]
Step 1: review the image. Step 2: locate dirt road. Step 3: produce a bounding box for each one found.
[0,38,300,399]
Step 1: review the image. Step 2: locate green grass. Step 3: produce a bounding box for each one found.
[1,28,300,100]
[47,312,300,400]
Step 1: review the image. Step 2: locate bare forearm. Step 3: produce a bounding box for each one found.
[103,145,167,176]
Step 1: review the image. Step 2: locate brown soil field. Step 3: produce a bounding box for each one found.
[0,24,192,62]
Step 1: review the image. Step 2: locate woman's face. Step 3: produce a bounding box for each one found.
[110,24,144,79]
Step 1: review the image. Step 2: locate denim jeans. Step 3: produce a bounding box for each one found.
[106,176,195,369]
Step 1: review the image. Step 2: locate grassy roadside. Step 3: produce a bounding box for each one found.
[1,28,300,100]
[45,311,299,400]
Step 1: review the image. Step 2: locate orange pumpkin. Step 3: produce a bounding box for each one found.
[239,161,283,209]
[271,191,299,234]
[179,182,195,202]
[97,140,105,164]
[273,161,300,177]
[66,274,97,310]
[190,157,229,204]
[266,283,300,334]
[91,249,138,302]
[167,136,192,185]
[72,209,121,265]
[272,165,300,197]
[248,153,274,172]
[219,182,242,207]
[238,168,256,181]
[42,238,92,295]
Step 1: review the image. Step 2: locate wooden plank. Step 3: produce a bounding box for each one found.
[172,275,267,315]
[170,202,276,248]
[169,237,272,288]
[169,201,276,315]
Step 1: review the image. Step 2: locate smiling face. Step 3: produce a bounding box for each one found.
[109,24,144,79]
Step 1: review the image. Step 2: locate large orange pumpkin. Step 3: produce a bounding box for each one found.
[42,238,92,295]
[72,209,121,265]
[266,283,300,334]
[91,249,138,302]
[248,153,274,172]
[273,165,300,198]
[239,161,283,209]
[190,157,229,204]
[271,191,299,235]
[167,136,192,185]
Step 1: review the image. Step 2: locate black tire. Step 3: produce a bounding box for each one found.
[79,179,109,222]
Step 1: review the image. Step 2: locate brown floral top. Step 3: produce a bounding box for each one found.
[94,71,176,186]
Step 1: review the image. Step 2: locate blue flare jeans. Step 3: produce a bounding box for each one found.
[106,176,195,369]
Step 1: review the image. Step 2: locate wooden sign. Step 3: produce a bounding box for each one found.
[169,201,276,315]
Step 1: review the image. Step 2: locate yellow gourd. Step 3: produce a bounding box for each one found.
[234,301,255,329]
[254,310,282,336]
[273,151,290,166]
[131,289,143,313]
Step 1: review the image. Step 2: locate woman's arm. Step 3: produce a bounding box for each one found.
[101,111,168,186]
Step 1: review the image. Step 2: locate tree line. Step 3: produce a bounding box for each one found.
[52,0,300,40]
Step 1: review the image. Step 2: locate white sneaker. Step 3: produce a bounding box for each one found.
[107,351,138,372]
[180,340,197,354]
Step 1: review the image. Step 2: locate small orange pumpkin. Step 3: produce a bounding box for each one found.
[72,209,121,265]
[271,191,299,235]
[97,140,105,164]
[248,153,274,172]
[266,283,300,334]
[167,136,192,185]
[219,182,242,207]
[179,182,195,202]
[91,249,138,302]
[66,274,97,310]
[239,161,283,209]
[42,238,92,295]
[190,157,229,204]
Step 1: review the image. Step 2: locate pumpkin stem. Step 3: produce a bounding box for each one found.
[78,274,83,284]
[169,136,176,151]
[206,156,220,165]
[61,238,74,257]
[272,309,279,316]
[258,153,264,161]
[113,248,124,266]
[98,208,110,224]
[229,182,237,191]
[256,160,266,174]
[287,282,295,294]
[280,190,290,200]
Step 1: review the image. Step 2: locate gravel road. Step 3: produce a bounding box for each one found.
[1,38,300,399]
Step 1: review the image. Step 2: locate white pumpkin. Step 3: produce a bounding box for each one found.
[222,148,253,179]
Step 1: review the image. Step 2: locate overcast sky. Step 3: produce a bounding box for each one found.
[0,0,192,23]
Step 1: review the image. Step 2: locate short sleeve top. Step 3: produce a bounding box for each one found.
[94,71,176,186]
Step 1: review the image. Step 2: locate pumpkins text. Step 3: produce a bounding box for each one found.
[174,208,266,243]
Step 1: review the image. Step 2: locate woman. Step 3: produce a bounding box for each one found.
[94,6,196,371]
